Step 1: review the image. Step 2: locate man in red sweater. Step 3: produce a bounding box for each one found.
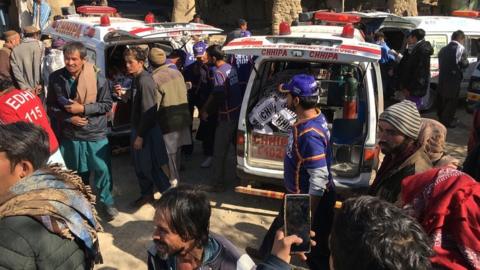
[0,78,65,166]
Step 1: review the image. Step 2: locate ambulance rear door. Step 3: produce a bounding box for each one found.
[225,35,382,188]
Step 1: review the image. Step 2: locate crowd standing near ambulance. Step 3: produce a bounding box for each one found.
[0,5,479,270]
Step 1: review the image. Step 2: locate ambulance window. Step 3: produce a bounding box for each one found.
[465,36,480,58]
[86,49,96,64]
[424,35,448,57]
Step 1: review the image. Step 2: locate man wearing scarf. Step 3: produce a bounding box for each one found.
[368,100,432,203]
[401,167,480,270]
[46,41,118,220]
[0,122,103,269]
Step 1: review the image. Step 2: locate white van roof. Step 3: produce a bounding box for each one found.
[43,15,223,43]
[291,25,365,41]
[406,16,480,33]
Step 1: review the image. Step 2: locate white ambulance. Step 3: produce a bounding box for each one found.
[43,6,223,136]
[224,12,384,197]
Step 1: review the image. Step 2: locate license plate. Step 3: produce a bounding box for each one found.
[249,133,288,161]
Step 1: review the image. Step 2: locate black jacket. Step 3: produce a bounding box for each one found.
[47,67,112,141]
[397,40,434,97]
[0,216,87,270]
[131,70,158,137]
[369,148,432,203]
[438,41,470,98]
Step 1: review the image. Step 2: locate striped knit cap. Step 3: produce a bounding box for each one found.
[379,100,421,140]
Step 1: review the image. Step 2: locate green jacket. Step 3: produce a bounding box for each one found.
[151,65,192,134]
[0,216,87,270]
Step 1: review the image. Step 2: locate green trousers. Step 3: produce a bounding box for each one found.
[60,138,114,206]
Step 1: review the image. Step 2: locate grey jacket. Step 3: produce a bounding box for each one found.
[47,67,112,141]
[10,38,44,90]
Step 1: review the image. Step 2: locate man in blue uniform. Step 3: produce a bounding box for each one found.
[247,74,336,270]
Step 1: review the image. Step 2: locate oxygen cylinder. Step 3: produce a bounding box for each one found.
[343,72,358,119]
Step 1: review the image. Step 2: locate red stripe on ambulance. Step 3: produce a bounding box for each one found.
[339,45,381,55]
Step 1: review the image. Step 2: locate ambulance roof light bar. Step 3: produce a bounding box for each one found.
[76,5,117,16]
[314,12,361,24]
[100,15,110,26]
[341,23,355,38]
[451,10,480,18]
[145,12,155,24]
[279,21,291,35]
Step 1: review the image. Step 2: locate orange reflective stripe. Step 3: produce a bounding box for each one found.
[303,154,326,162]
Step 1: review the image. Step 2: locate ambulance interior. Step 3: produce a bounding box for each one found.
[246,60,368,178]
[105,40,173,133]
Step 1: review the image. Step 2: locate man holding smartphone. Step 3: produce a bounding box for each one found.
[248,74,336,270]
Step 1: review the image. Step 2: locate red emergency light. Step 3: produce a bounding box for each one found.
[452,10,480,18]
[314,12,361,24]
[341,23,355,38]
[100,15,110,26]
[145,12,155,24]
[279,21,291,35]
[77,5,117,15]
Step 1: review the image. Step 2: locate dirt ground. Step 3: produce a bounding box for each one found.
[94,107,473,270]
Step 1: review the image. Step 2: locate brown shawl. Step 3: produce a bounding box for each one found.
[74,61,97,104]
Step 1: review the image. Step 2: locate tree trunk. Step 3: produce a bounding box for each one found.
[172,0,196,23]
[388,0,418,16]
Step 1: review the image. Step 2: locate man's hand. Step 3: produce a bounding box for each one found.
[71,116,88,127]
[64,100,85,114]
[271,230,316,263]
[133,136,143,150]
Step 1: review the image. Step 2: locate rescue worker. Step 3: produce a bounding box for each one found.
[201,45,243,192]
[149,48,192,187]
[0,30,20,82]
[47,41,118,220]
[225,18,252,45]
[0,78,65,166]
[247,74,336,270]
[10,25,44,99]
[437,30,469,128]
[119,47,170,208]
[396,29,433,109]
[184,41,216,168]
[228,29,253,95]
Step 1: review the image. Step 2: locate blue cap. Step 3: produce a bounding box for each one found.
[193,41,207,57]
[280,74,318,97]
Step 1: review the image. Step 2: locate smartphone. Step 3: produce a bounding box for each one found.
[57,96,73,106]
[284,194,311,254]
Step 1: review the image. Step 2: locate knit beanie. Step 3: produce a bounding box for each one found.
[149,48,166,66]
[379,100,421,140]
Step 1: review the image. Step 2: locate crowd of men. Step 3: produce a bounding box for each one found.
[0,13,479,270]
